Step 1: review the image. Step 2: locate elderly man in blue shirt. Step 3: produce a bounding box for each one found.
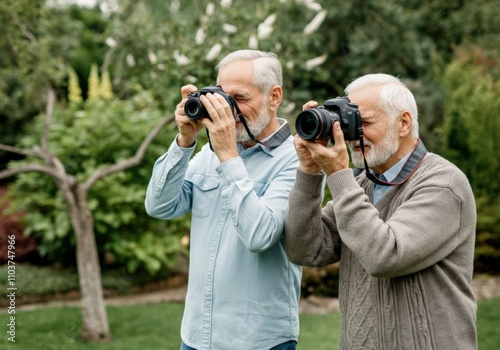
[145,49,301,350]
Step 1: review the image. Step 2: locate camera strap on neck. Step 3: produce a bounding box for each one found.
[206,98,291,151]
[358,138,427,186]
[237,110,291,148]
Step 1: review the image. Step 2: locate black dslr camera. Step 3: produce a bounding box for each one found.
[184,85,237,120]
[295,97,363,141]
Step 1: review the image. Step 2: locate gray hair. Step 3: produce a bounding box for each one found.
[216,49,283,94]
[345,73,419,138]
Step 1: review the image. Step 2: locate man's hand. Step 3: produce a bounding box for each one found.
[197,92,239,163]
[175,85,205,148]
[293,135,324,174]
[298,122,350,176]
[294,100,327,174]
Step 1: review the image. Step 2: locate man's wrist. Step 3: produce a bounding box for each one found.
[177,134,196,148]
[298,164,323,175]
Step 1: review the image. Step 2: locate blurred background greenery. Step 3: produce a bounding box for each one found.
[0,0,498,302]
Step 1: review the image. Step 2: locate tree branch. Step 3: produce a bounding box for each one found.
[101,44,118,75]
[10,10,38,44]
[42,85,56,152]
[0,144,33,157]
[82,116,174,192]
[0,164,62,182]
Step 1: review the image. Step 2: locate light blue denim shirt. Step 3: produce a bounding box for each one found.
[145,120,301,350]
[372,151,412,204]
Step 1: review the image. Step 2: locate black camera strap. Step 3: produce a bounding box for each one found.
[206,98,291,151]
[358,138,427,186]
[237,109,291,148]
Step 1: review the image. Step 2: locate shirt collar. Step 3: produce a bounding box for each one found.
[260,118,289,143]
[379,151,412,183]
[238,118,291,156]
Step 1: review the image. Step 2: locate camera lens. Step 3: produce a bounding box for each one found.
[185,98,206,120]
[296,108,337,141]
[301,115,320,135]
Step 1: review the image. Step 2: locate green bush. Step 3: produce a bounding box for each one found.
[0,264,134,300]
[474,197,500,273]
[301,264,340,298]
[4,93,188,275]
[437,48,500,273]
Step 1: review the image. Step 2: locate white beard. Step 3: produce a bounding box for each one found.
[236,100,271,143]
[349,126,399,169]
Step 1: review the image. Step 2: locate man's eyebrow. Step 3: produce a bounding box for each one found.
[232,92,248,99]
[360,112,376,121]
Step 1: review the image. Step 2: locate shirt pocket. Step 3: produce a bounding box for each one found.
[191,173,220,218]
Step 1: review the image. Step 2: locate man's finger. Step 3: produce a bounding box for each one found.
[200,94,220,122]
[213,93,233,120]
[302,100,318,111]
[181,84,198,99]
[332,121,345,146]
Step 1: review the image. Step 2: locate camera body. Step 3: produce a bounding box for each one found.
[295,97,363,141]
[184,85,237,120]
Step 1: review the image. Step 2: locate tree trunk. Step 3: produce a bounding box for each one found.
[0,102,172,341]
[67,185,111,341]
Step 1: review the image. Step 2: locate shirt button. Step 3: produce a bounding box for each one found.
[219,217,224,222]
[211,247,216,252]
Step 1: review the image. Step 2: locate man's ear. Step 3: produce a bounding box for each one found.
[268,85,283,113]
[399,110,413,137]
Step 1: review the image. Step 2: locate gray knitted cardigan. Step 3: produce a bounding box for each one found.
[285,152,477,350]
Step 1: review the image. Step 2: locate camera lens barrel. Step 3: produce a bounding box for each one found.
[184,85,237,120]
[296,108,340,141]
[185,97,209,120]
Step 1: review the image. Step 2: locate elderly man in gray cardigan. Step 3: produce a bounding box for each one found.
[285,73,477,349]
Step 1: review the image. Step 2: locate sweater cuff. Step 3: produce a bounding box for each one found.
[294,168,325,196]
[326,168,358,197]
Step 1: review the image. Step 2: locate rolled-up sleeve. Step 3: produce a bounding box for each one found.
[217,152,298,253]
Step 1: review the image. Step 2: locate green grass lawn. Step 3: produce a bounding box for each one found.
[2,298,499,349]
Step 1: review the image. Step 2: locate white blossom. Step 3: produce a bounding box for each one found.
[257,14,277,39]
[195,28,206,45]
[169,0,180,13]
[206,43,222,61]
[286,61,294,69]
[105,37,117,48]
[220,0,232,8]
[186,75,197,84]
[281,102,296,115]
[303,9,327,35]
[148,51,157,64]
[173,50,190,66]
[257,23,273,39]
[126,53,135,67]
[222,23,238,34]
[305,2,322,11]
[99,0,118,17]
[248,35,258,49]
[264,14,277,26]
[157,63,166,71]
[305,53,327,71]
[206,3,215,16]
